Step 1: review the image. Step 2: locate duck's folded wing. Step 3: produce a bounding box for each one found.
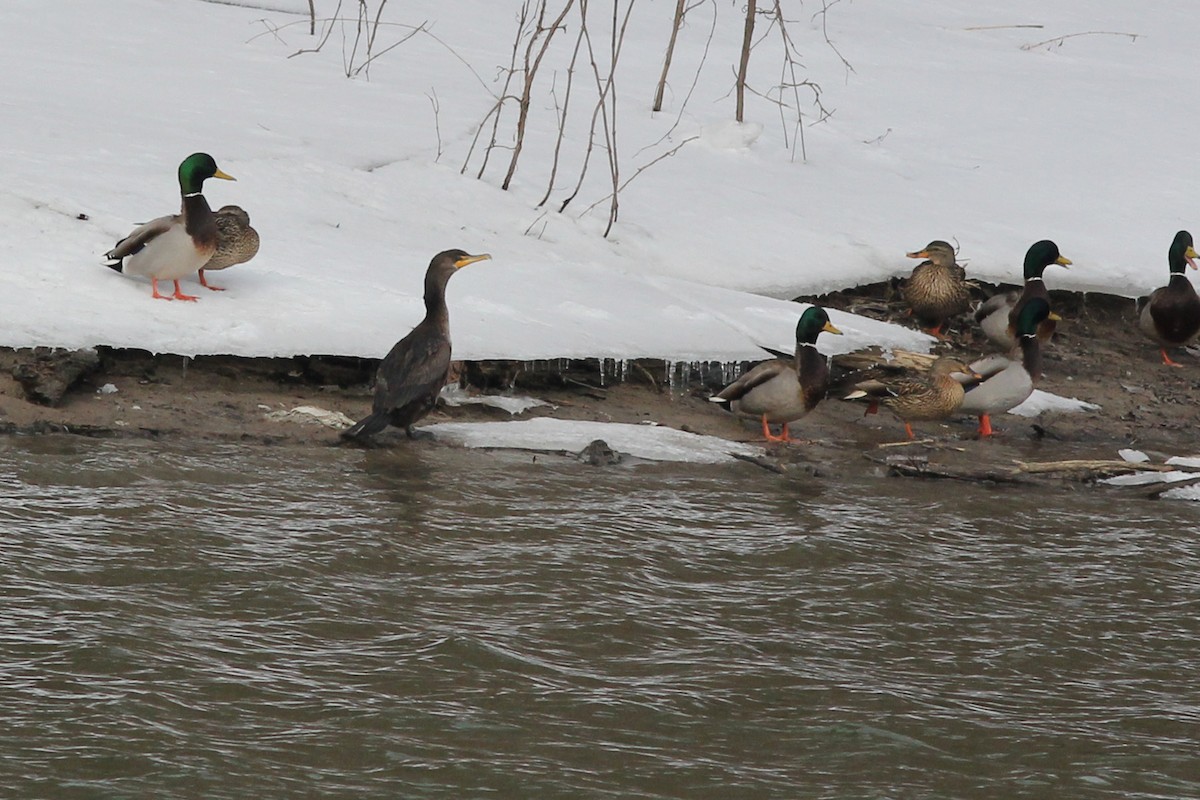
[713,360,789,402]
[105,215,176,261]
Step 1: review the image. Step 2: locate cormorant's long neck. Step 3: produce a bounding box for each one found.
[1019,335,1042,381]
[424,270,451,325]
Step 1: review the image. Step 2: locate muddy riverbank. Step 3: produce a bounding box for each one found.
[1,283,1198,487]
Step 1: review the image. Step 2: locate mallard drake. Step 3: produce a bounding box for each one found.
[844,356,980,440]
[959,298,1056,436]
[1137,230,1200,367]
[709,306,842,443]
[903,240,970,337]
[104,153,236,301]
[975,239,1071,348]
[197,205,259,291]
[341,249,492,442]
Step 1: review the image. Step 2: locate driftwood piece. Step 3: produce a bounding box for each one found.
[1012,459,1178,477]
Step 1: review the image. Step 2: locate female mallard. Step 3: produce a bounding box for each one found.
[104,153,236,301]
[903,240,970,337]
[844,356,980,440]
[341,249,492,442]
[709,306,842,443]
[975,239,1071,348]
[1137,230,1200,367]
[959,298,1056,436]
[198,205,259,291]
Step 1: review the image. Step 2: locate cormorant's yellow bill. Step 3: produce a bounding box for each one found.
[454,253,492,269]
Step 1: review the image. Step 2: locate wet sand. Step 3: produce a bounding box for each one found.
[1,284,1198,487]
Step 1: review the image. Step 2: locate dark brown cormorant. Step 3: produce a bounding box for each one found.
[341,249,492,442]
[105,153,236,301]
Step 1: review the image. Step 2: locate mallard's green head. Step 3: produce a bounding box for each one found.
[1014,297,1057,338]
[178,153,235,194]
[1023,239,1071,278]
[906,240,956,265]
[1168,230,1198,274]
[796,305,843,345]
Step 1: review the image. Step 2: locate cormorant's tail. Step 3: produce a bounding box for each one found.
[340,411,390,441]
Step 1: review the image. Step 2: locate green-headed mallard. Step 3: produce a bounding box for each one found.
[903,240,970,337]
[341,249,492,442]
[198,205,259,291]
[959,298,1056,437]
[975,239,1071,348]
[104,153,236,301]
[844,356,980,440]
[1137,230,1200,367]
[709,306,842,443]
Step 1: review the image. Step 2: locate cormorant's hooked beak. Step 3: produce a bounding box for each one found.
[213,168,236,181]
[455,253,492,269]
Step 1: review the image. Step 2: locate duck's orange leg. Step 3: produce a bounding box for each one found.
[761,415,790,443]
[1161,348,1185,368]
[922,322,948,339]
[150,278,174,301]
[978,414,994,437]
[903,422,915,440]
[171,280,199,302]
[198,269,225,291]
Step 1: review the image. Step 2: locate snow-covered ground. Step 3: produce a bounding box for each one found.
[2,1,1193,362]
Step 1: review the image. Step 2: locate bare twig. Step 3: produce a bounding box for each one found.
[502,0,578,191]
[1020,30,1140,51]
[735,0,756,122]
[307,0,316,34]
[426,88,443,162]
[963,24,1044,31]
[580,135,699,216]
[288,0,342,59]
[653,0,687,112]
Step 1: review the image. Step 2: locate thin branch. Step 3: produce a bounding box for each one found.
[1020,30,1140,51]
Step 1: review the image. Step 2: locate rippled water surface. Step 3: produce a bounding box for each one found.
[2,435,1198,799]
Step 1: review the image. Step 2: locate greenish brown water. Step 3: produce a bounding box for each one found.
[1,435,1198,799]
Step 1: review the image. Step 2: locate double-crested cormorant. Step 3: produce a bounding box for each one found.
[105,153,236,301]
[709,306,842,443]
[341,249,492,442]
[197,205,259,291]
[1137,230,1200,367]
[959,298,1056,436]
[844,356,980,440]
[975,239,1071,348]
[903,240,970,337]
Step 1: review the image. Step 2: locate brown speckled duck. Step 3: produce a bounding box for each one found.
[1137,230,1200,367]
[844,356,980,440]
[710,306,842,443]
[198,205,259,291]
[975,239,1071,349]
[903,240,970,337]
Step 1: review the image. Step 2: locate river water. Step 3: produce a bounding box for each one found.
[1,435,1198,799]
